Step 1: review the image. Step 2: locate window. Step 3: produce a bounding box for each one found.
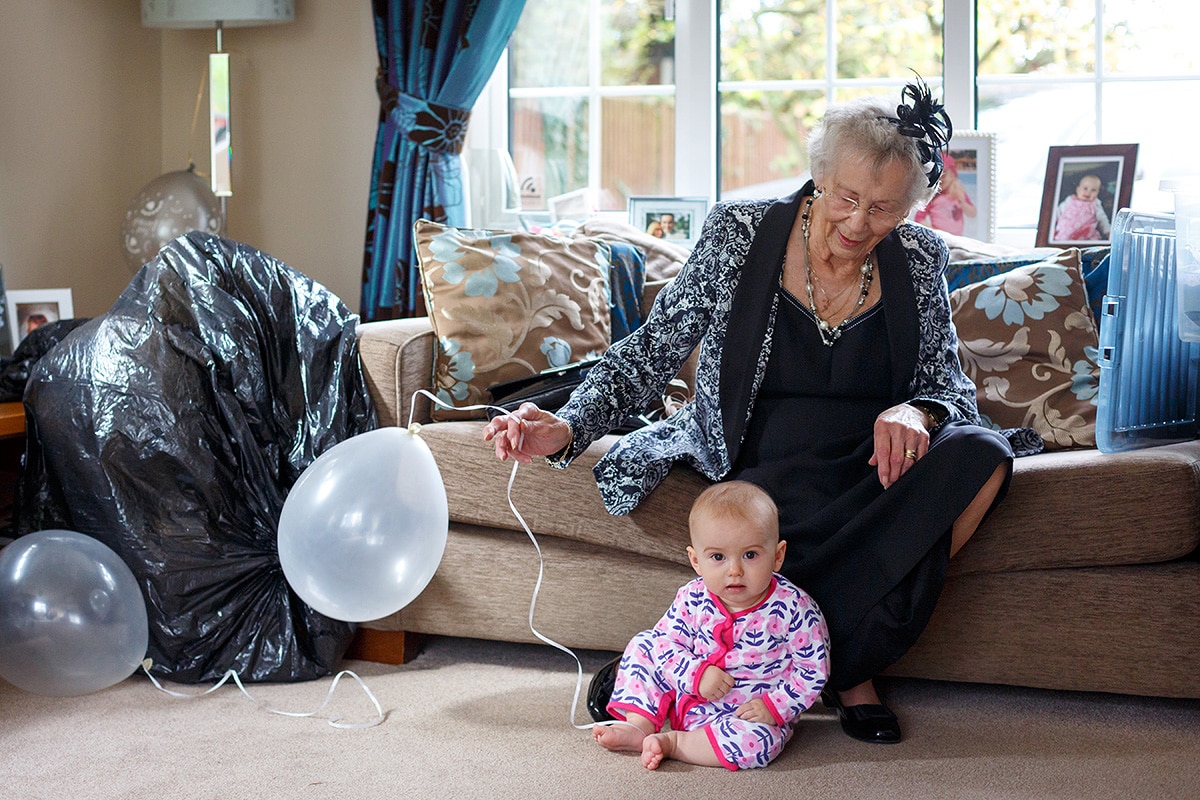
[718,0,943,199]
[507,0,677,211]
[977,0,1200,226]
[486,0,1200,237]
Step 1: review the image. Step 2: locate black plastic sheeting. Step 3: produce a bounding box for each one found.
[0,319,93,403]
[17,232,377,683]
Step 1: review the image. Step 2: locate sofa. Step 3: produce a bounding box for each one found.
[351,224,1200,701]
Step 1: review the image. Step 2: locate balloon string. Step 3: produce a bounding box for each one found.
[409,390,634,733]
[141,662,386,729]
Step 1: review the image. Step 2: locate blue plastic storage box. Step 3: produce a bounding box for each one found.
[1095,209,1200,453]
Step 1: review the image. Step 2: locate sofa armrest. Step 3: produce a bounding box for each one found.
[357,318,436,427]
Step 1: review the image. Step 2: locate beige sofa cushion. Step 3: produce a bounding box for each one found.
[419,421,1200,576]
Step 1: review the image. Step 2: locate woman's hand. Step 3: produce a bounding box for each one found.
[481,402,572,464]
[868,403,932,489]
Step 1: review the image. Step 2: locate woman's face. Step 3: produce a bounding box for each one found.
[815,157,912,263]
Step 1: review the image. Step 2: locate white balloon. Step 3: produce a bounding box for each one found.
[0,530,149,696]
[277,428,449,623]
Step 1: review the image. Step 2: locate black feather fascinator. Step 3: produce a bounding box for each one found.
[879,74,953,187]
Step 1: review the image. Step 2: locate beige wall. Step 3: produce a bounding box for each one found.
[159,2,377,311]
[0,0,161,318]
[0,0,378,320]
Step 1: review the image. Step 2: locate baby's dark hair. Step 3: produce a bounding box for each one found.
[689,481,779,543]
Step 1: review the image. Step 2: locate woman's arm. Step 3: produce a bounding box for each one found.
[907,229,980,423]
[546,203,742,464]
[871,226,980,487]
[482,205,736,464]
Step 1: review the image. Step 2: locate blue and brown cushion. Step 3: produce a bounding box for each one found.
[947,246,1110,332]
[414,220,613,421]
[949,248,1101,450]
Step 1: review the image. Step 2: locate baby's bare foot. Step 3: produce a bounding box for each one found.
[593,722,646,752]
[641,732,675,770]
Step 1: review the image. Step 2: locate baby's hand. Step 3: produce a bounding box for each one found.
[734,698,774,724]
[698,666,734,701]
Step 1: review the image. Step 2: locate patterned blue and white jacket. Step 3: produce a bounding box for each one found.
[555,187,984,516]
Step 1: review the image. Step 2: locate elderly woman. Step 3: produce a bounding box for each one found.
[483,79,1013,745]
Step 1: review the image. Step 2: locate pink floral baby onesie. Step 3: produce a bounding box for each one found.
[607,574,830,770]
[1053,195,1111,241]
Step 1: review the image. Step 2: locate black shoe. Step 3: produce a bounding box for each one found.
[821,689,902,744]
[587,656,620,723]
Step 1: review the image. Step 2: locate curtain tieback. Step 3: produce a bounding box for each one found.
[377,70,471,156]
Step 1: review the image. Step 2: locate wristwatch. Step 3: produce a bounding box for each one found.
[909,400,947,431]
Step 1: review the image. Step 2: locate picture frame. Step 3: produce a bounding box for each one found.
[1037,144,1138,247]
[627,196,710,248]
[915,131,997,242]
[546,187,596,223]
[6,288,74,352]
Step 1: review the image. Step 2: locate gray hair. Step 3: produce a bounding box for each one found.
[808,95,940,210]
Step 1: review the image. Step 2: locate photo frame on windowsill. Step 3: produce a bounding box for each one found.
[915,131,997,243]
[6,288,74,352]
[1037,143,1138,248]
[628,196,710,249]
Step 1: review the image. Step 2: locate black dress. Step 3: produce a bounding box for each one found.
[731,286,1012,691]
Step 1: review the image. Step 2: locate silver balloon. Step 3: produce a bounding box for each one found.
[120,170,223,272]
[278,428,449,623]
[0,530,149,696]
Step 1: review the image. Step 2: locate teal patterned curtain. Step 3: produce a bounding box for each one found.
[361,0,526,320]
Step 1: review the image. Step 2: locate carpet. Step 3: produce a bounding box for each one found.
[1,635,1197,799]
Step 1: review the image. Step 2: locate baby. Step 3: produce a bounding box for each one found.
[593,480,830,770]
[1053,174,1112,242]
[915,153,976,236]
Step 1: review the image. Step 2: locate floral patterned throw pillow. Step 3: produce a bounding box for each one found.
[949,248,1101,449]
[414,220,612,421]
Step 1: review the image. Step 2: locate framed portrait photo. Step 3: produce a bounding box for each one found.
[1037,143,1138,248]
[6,288,74,352]
[627,196,710,249]
[546,187,596,223]
[915,131,997,242]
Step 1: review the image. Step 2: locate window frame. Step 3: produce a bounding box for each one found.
[478,0,1198,237]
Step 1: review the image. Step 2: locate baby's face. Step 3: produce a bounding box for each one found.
[1075,177,1101,201]
[687,513,784,612]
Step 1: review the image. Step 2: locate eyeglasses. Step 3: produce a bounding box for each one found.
[824,194,906,230]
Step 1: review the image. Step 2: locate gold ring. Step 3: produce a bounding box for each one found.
[904,449,918,460]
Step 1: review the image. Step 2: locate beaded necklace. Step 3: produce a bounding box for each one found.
[800,194,874,347]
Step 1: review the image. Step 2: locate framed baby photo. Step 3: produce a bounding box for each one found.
[1036,143,1138,247]
[915,131,997,242]
[6,288,74,352]
[628,196,709,248]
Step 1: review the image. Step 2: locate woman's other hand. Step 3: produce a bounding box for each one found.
[868,403,932,489]
[481,402,572,463]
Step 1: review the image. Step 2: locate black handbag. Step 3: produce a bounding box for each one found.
[486,359,599,414]
[485,359,651,434]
